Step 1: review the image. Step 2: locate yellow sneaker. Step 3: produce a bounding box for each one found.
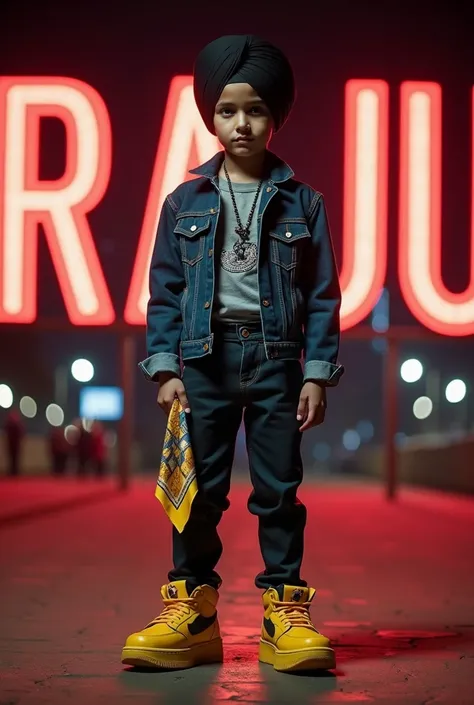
[259,585,336,672]
[121,580,223,669]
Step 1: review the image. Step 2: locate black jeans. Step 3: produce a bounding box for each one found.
[168,322,307,591]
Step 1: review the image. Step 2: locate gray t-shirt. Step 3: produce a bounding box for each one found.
[212,178,263,324]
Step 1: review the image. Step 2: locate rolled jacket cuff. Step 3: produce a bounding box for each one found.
[138,353,181,382]
[303,360,344,386]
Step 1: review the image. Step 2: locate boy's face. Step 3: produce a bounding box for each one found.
[213,83,273,157]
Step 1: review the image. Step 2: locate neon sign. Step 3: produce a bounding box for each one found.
[0,76,114,325]
[0,76,473,335]
[399,82,474,336]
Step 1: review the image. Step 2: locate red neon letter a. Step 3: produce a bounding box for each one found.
[124,76,220,324]
[0,76,114,324]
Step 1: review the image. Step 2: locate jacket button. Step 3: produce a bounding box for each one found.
[210,208,215,214]
[266,187,272,193]
[285,231,292,238]
[241,328,250,338]
[190,225,197,232]
[204,301,210,309]
[208,248,213,257]
[262,299,270,307]
[203,343,209,351]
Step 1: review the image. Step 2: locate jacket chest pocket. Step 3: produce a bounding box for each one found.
[269,222,311,270]
[174,215,211,266]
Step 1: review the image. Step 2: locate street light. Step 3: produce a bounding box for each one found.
[55,358,95,410]
[71,359,94,383]
[445,379,467,404]
[400,358,423,383]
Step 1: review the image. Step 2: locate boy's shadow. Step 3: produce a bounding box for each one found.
[120,662,220,705]
[119,625,470,704]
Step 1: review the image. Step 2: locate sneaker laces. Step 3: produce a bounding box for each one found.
[147,597,197,627]
[273,600,317,630]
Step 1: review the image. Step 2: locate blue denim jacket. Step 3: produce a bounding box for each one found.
[139,151,344,386]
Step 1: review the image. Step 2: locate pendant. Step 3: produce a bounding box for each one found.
[221,242,258,273]
[235,226,250,240]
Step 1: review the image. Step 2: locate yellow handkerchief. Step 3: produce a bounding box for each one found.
[155,398,198,533]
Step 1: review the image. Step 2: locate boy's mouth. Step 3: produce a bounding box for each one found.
[233,136,254,142]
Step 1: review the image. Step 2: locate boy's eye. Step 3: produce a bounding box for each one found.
[218,106,264,117]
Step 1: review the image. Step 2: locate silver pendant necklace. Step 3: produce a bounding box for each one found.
[221,162,262,273]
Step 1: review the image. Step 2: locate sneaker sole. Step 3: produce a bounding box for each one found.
[121,637,223,670]
[259,638,336,672]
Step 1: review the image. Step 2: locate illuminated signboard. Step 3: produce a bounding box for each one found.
[0,76,473,335]
[79,386,123,421]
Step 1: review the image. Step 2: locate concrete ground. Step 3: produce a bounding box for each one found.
[0,474,473,705]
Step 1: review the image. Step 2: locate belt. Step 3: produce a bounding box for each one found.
[213,321,263,340]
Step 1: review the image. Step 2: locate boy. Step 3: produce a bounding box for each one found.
[122,35,344,673]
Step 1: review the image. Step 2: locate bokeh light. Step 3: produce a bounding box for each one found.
[19,396,37,418]
[356,420,374,442]
[413,396,433,420]
[46,403,64,427]
[343,430,361,451]
[64,424,80,444]
[0,384,13,409]
[400,358,423,383]
[71,359,94,383]
[445,379,466,404]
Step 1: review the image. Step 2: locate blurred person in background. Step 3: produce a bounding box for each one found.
[4,410,24,477]
[49,425,70,476]
[72,418,93,477]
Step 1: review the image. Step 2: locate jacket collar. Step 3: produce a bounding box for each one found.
[189,150,294,184]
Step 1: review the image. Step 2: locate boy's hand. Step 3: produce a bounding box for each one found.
[157,373,190,415]
[297,381,326,432]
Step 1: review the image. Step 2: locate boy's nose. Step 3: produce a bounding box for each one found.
[236,116,251,132]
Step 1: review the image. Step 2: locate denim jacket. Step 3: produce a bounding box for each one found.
[139,150,344,386]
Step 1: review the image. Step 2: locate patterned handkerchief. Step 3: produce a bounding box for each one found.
[155,398,198,533]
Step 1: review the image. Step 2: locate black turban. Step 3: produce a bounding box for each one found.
[193,35,295,134]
